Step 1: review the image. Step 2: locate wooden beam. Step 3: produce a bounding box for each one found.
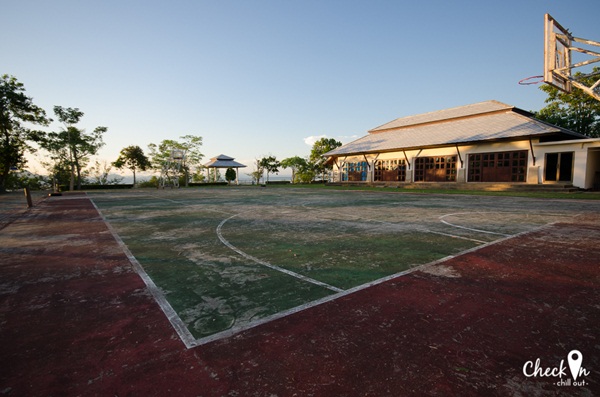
[529,139,537,166]
[455,145,464,168]
[402,150,411,168]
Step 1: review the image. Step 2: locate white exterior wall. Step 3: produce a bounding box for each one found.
[534,139,600,189]
[331,138,600,189]
[332,140,537,183]
[586,150,600,188]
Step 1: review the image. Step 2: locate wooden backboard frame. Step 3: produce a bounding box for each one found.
[544,14,572,93]
[544,13,600,101]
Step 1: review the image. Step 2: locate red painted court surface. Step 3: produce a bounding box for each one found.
[0,190,599,396]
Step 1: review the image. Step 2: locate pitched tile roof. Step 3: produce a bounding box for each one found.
[326,101,586,157]
[204,154,246,168]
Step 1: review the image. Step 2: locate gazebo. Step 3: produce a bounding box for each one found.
[203,154,247,185]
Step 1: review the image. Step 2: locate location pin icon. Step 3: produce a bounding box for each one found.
[568,350,582,381]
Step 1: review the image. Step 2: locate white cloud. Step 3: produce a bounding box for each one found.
[303,135,328,146]
[303,134,360,147]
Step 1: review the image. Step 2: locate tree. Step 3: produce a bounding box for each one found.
[309,137,342,181]
[281,156,308,184]
[138,175,160,188]
[259,155,280,183]
[191,167,206,183]
[41,106,106,190]
[4,170,48,191]
[0,74,50,193]
[248,158,265,185]
[88,160,123,185]
[225,167,236,184]
[208,168,221,183]
[112,145,151,185]
[148,135,203,187]
[535,68,600,138]
[41,154,71,190]
[296,160,317,183]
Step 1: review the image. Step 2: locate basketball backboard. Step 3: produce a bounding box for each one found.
[544,13,600,101]
[544,14,571,93]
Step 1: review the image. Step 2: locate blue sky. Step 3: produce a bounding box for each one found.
[3,0,599,178]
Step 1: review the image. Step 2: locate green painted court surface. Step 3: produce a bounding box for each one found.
[89,187,593,343]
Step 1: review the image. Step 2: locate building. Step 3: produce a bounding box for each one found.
[325,101,600,189]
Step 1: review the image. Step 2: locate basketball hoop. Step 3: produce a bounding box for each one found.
[518,75,544,85]
[543,13,600,101]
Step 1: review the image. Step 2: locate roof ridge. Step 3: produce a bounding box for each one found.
[369,100,513,133]
[214,154,235,160]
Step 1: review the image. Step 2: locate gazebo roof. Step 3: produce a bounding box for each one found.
[204,154,247,168]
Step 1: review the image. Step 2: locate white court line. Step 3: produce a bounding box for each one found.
[145,195,342,292]
[94,193,343,349]
[439,212,512,237]
[195,221,550,346]
[216,213,344,293]
[300,201,486,243]
[421,228,488,244]
[89,193,558,348]
[90,199,199,349]
[90,195,547,349]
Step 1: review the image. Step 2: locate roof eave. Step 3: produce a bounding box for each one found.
[325,132,574,158]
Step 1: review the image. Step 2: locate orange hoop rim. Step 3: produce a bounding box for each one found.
[518,75,545,85]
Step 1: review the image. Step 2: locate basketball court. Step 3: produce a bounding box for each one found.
[83,187,597,348]
[1,186,599,395]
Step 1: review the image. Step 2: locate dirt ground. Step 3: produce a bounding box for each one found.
[0,191,598,396]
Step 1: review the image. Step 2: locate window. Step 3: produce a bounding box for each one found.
[415,156,457,182]
[544,152,573,182]
[343,161,368,181]
[374,159,407,182]
[468,151,528,182]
